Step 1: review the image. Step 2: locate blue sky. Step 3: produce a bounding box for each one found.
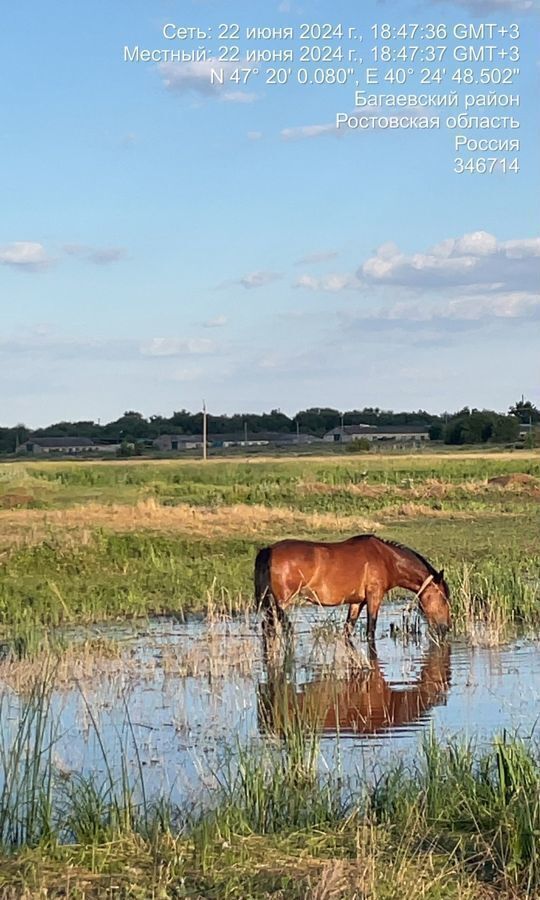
[1,0,538,426]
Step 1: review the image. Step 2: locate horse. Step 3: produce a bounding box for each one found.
[254,534,451,644]
[258,641,451,737]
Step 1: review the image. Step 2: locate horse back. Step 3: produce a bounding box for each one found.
[269,535,387,606]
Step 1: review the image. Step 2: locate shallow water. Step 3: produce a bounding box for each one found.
[1,604,540,807]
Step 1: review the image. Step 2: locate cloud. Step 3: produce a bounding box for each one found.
[222,91,258,104]
[289,231,540,345]
[359,232,540,292]
[281,123,338,141]
[140,337,215,357]
[247,131,263,141]
[63,244,127,265]
[0,242,53,272]
[427,0,538,14]
[294,250,339,265]
[294,273,360,292]
[0,333,134,361]
[87,247,128,265]
[238,271,282,289]
[281,104,435,141]
[367,291,540,323]
[203,315,228,328]
[159,59,258,102]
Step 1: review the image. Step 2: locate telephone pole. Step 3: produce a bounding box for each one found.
[202,400,208,461]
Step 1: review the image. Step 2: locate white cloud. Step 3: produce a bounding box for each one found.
[377,291,540,322]
[159,59,258,102]
[294,273,360,292]
[247,131,264,141]
[0,242,52,272]
[140,338,215,357]
[359,231,540,292]
[239,271,282,289]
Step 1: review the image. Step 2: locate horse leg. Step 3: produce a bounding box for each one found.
[262,596,280,662]
[344,602,365,645]
[262,596,292,664]
[366,590,383,646]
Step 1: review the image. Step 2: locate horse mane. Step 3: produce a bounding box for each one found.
[361,535,439,576]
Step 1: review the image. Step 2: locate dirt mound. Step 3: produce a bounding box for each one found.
[487,473,538,488]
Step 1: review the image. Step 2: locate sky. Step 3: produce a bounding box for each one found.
[1,0,539,426]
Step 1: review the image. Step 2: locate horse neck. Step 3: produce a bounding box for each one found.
[389,545,431,593]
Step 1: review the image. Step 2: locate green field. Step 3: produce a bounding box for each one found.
[0,453,539,638]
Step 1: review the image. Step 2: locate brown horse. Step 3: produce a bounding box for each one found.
[258,641,451,737]
[255,534,451,643]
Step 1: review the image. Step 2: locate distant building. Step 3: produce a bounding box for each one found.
[323,425,430,444]
[153,432,320,452]
[153,434,205,452]
[17,437,120,455]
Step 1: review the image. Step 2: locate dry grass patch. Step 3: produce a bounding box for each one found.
[0,500,380,548]
[487,473,539,488]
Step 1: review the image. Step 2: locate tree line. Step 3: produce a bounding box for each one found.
[0,399,537,455]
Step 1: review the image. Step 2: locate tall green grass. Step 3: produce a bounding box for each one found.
[0,527,538,641]
[2,456,539,511]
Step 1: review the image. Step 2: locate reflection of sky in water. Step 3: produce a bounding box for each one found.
[1,603,540,807]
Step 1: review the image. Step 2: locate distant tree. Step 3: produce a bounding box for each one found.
[429,422,444,441]
[296,408,341,436]
[444,410,519,445]
[0,425,30,454]
[509,398,540,423]
[491,415,520,444]
[102,412,151,441]
[32,420,98,438]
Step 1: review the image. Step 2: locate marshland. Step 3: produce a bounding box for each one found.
[0,452,539,898]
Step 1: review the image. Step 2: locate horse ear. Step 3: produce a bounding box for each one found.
[436,569,445,583]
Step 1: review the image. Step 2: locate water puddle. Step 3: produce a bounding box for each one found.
[1,604,540,806]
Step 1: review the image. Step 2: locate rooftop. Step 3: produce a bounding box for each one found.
[25,436,99,448]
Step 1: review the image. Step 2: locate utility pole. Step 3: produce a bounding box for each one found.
[244,420,248,444]
[202,400,208,461]
[296,418,300,442]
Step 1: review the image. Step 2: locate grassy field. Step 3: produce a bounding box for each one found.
[0,452,540,897]
[0,453,539,639]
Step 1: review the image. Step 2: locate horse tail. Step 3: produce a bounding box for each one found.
[254,546,273,612]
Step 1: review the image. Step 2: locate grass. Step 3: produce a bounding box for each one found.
[0,454,538,642]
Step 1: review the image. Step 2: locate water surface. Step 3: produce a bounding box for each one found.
[1,604,539,806]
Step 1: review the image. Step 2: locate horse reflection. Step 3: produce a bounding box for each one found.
[258,642,451,737]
